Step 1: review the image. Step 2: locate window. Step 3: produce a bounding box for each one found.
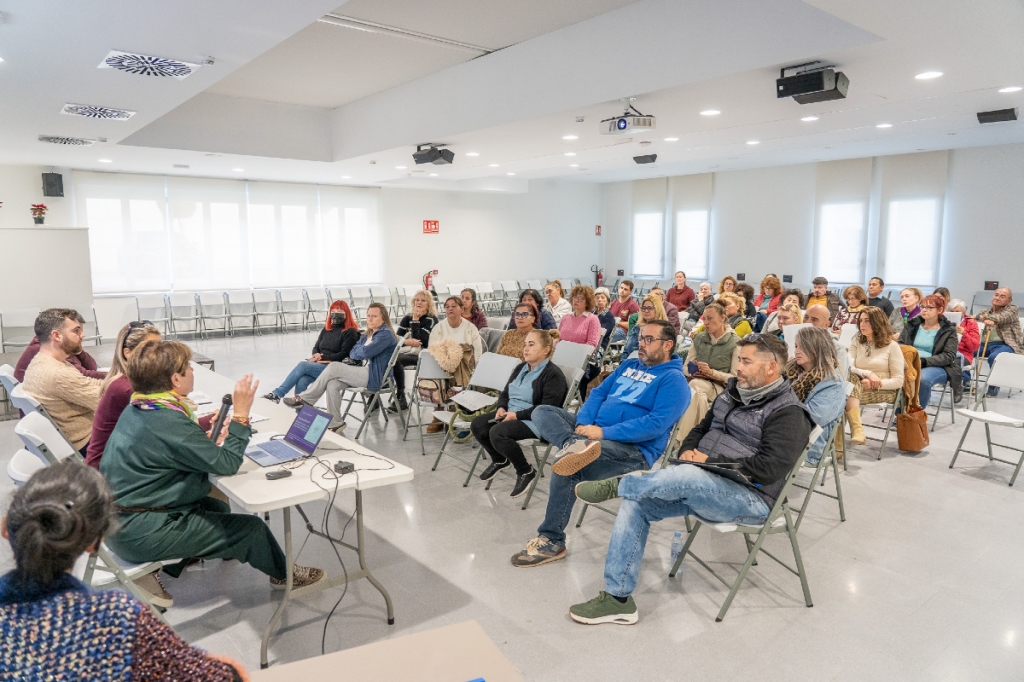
[817,202,865,283]
[884,198,939,285]
[632,212,664,277]
[674,209,709,279]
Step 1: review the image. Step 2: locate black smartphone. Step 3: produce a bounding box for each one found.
[266,470,292,480]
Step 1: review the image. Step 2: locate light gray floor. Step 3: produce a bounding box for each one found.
[3,329,1024,681]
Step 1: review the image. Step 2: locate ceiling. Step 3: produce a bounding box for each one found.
[1,0,1021,190]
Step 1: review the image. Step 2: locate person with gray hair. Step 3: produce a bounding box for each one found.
[974,287,1022,397]
[567,333,813,625]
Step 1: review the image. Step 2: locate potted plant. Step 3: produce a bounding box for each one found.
[31,204,47,225]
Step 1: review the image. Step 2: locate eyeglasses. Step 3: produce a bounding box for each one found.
[920,305,937,310]
[640,306,655,312]
[513,312,534,318]
[572,296,586,302]
[638,334,671,346]
[743,333,778,362]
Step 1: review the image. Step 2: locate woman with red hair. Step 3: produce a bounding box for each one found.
[263,299,359,403]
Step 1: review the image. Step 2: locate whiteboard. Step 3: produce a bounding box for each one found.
[0,227,93,315]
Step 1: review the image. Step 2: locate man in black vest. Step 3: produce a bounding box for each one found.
[566,333,813,626]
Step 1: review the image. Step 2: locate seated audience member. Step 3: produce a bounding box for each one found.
[762,289,805,334]
[648,287,681,334]
[544,281,572,324]
[683,282,716,332]
[845,308,905,445]
[566,334,812,625]
[609,280,640,342]
[933,287,951,305]
[767,304,803,339]
[720,293,753,338]
[889,287,924,339]
[508,289,557,330]
[593,287,616,348]
[683,302,739,407]
[946,299,980,386]
[14,314,106,383]
[974,287,1023,397]
[665,271,696,311]
[623,295,668,358]
[866,277,895,317]
[788,326,847,463]
[86,322,163,469]
[498,302,542,360]
[102,340,324,590]
[559,285,603,348]
[831,285,869,331]
[390,291,439,412]
[264,300,359,404]
[0,462,248,680]
[806,304,850,379]
[716,275,738,300]
[471,329,568,497]
[898,294,963,405]
[735,282,757,319]
[754,275,783,315]
[21,309,103,455]
[510,320,688,567]
[806,277,842,320]
[429,296,484,363]
[287,303,398,433]
[461,288,488,330]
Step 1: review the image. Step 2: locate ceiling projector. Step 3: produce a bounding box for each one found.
[600,98,656,135]
[776,62,849,104]
[413,144,454,165]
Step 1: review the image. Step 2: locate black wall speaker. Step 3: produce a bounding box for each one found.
[42,173,64,197]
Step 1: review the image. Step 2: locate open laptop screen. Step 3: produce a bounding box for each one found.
[283,405,332,455]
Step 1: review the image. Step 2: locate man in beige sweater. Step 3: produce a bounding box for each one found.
[21,308,103,454]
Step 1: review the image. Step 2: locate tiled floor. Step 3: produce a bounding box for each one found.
[3,329,1024,680]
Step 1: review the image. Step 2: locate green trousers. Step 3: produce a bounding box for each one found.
[109,497,288,581]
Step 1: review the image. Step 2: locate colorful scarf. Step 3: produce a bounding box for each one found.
[901,306,921,323]
[130,391,198,423]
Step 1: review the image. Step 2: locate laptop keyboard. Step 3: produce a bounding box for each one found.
[258,439,302,461]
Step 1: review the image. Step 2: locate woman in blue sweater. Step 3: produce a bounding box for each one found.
[289,302,398,433]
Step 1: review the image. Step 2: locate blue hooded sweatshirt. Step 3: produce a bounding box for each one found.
[576,354,689,466]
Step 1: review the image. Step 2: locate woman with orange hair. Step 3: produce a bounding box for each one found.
[753,274,783,315]
[264,299,359,403]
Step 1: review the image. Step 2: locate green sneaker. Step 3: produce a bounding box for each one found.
[569,591,638,625]
[574,477,621,504]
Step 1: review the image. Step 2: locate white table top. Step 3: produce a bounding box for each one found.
[194,364,414,513]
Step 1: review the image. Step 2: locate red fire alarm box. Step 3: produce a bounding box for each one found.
[423,220,439,234]
[595,225,602,236]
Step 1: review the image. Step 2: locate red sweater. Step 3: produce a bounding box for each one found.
[14,337,106,383]
[958,315,981,357]
[665,285,695,311]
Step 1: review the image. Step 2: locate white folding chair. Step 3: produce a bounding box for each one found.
[859,388,904,460]
[7,448,46,485]
[1,363,19,418]
[500,281,520,313]
[669,426,823,622]
[135,294,171,335]
[348,286,373,323]
[338,341,408,439]
[837,324,858,347]
[15,410,79,465]
[304,288,330,328]
[552,340,597,409]
[81,306,103,346]
[252,290,281,334]
[197,292,230,338]
[167,292,201,337]
[478,282,504,315]
[370,285,399,318]
[793,419,845,530]
[404,350,455,455]
[950,353,1024,485]
[327,286,350,306]
[431,353,521,473]
[224,290,257,335]
[278,288,307,331]
[0,307,40,352]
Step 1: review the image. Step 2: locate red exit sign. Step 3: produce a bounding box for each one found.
[423,220,439,234]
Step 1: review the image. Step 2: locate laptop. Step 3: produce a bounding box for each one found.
[246,405,333,467]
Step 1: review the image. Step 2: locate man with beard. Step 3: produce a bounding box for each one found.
[567,333,812,625]
[21,308,104,455]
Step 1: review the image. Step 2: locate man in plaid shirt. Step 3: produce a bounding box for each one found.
[975,288,1022,397]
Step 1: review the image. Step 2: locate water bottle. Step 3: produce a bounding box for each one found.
[670,530,684,561]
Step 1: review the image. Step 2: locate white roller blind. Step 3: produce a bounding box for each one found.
[818,203,865,283]
[166,177,249,291]
[319,185,382,284]
[631,178,667,277]
[246,182,319,288]
[884,199,940,285]
[670,173,712,280]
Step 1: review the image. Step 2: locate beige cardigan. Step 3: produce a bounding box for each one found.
[848,338,905,391]
[21,352,103,449]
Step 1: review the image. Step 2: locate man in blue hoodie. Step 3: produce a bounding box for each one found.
[510,320,689,568]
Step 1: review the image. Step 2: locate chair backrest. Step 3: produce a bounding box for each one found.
[252,289,278,305]
[349,286,372,303]
[198,291,227,307]
[279,287,305,303]
[486,317,509,330]
[135,294,168,321]
[9,384,41,414]
[0,364,18,393]
[1,307,40,335]
[837,323,858,347]
[527,279,542,291]
[328,286,350,303]
[167,292,196,308]
[414,349,453,381]
[478,282,495,296]
[467,352,521,392]
[500,281,519,296]
[988,352,1024,392]
[762,425,824,521]
[402,285,421,299]
[479,327,506,353]
[782,323,812,359]
[552,340,596,371]
[226,290,254,306]
[370,285,392,303]
[556,364,585,409]
[304,288,329,310]
[15,411,78,465]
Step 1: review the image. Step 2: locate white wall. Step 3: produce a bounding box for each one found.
[0,166,76,229]
[378,181,602,287]
[0,228,93,315]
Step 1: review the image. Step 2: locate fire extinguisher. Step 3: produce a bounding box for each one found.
[591,264,604,288]
[423,269,438,291]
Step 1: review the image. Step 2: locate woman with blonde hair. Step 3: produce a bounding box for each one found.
[889,287,924,339]
[720,292,753,338]
[845,307,905,444]
[390,290,440,412]
[623,295,668,357]
[831,285,869,332]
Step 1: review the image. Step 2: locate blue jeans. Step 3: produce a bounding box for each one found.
[531,405,649,545]
[610,326,626,343]
[604,465,770,597]
[918,366,949,407]
[272,360,327,398]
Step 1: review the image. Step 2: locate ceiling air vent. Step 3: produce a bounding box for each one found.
[98,50,200,79]
[61,103,136,120]
[38,135,96,146]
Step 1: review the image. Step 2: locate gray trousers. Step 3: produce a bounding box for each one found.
[299,362,370,427]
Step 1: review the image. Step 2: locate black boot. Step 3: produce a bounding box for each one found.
[388,393,409,413]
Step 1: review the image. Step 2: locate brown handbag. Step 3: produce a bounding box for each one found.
[896,405,929,452]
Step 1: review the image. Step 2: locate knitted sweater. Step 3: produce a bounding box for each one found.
[848,338,905,390]
[14,337,106,383]
[0,572,244,681]
[21,352,103,449]
[496,327,531,360]
[558,312,602,347]
[430,318,483,361]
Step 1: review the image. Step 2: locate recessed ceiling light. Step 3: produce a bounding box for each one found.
[232,168,244,172]
[876,123,893,128]
[746,140,760,145]
[801,115,819,122]
[999,86,1022,93]
[98,158,112,163]
[562,135,578,140]
[341,175,351,179]
[507,172,516,176]
[0,57,5,63]
[565,152,576,156]
[700,109,720,116]
[915,71,943,80]
[428,173,438,177]
[466,152,479,156]
[569,164,579,167]
[396,165,407,169]
[488,163,499,167]
[664,137,679,142]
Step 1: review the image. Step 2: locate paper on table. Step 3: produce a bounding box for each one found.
[249,412,269,423]
[450,389,497,413]
[190,391,214,406]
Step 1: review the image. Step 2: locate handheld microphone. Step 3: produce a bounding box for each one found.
[210,394,233,442]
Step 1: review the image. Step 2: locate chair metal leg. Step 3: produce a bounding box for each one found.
[463,446,485,487]
[574,503,590,528]
[669,519,701,577]
[786,509,813,609]
[832,454,846,522]
[431,429,453,471]
[1010,451,1024,487]
[950,418,973,468]
[715,529,770,622]
[521,443,550,510]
